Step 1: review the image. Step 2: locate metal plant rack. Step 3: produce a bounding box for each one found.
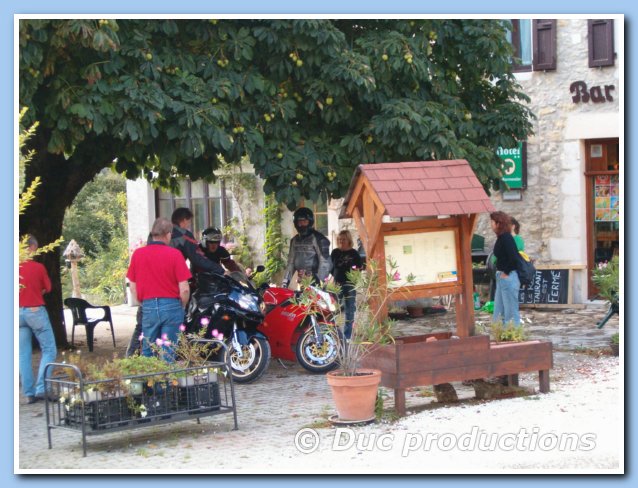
[44,341,238,457]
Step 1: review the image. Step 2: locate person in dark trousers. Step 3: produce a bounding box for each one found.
[19,235,58,404]
[127,218,192,361]
[126,209,224,356]
[170,208,225,276]
[330,230,363,339]
[489,216,525,301]
[200,227,240,273]
[490,211,521,327]
[281,207,331,288]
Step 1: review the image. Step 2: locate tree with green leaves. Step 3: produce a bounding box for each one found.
[19,19,533,346]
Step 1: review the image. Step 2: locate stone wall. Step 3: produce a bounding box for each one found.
[474,19,620,270]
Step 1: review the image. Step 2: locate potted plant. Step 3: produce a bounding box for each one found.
[481,319,529,343]
[325,258,414,422]
[610,333,620,356]
[402,299,426,318]
[592,255,620,330]
[592,255,620,305]
[173,325,222,386]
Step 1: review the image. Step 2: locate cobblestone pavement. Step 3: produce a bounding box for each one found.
[16,303,621,472]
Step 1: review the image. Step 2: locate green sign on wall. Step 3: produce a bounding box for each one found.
[497,142,526,190]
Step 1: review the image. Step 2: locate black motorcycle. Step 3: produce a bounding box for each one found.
[185,271,271,383]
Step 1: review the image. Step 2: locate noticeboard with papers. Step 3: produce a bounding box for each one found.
[384,230,458,287]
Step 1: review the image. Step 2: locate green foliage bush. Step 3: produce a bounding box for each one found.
[476,320,528,342]
[62,170,129,304]
[592,256,620,304]
[258,193,287,284]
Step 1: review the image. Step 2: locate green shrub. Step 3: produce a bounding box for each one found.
[488,319,529,342]
[592,256,619,304]
[62,171,129,304]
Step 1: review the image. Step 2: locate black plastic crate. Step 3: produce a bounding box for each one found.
[133,381,180,419]
[176,382,221,413]
[65,396,133,430]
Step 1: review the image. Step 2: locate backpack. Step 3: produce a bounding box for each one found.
[517,251,537,288]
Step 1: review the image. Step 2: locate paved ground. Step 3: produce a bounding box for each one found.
[16,302,620,472]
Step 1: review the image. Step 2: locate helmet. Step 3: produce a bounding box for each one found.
[202,227,223,244]
[293,207,314,236]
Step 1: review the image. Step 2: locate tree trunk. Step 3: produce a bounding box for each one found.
[19,128,110,349]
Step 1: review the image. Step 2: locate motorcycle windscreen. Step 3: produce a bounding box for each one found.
[197,272,230,295]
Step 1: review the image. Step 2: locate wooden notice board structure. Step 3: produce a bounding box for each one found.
[340,160,495,337]
[343,161,553,416]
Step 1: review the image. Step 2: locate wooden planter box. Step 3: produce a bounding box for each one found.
[360,332,553,416]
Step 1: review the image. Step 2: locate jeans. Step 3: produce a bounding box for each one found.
[340,285,357,339]
[19,306,58,397]
[141,298,184,362]
[493,270,521,326]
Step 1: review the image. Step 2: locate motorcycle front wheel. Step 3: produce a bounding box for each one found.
[225,336,271,383]
[295,322,341,373]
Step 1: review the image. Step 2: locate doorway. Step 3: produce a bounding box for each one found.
[584,138,619,298]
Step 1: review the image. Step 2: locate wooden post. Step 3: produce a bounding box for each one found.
[457,215,475,337]
[394,388,406,416]
[539,369,550,393]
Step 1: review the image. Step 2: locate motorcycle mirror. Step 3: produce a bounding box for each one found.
[255,265,265,273]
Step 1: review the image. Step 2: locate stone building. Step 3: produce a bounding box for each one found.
[472,18,621,303]
[126,17,622,304]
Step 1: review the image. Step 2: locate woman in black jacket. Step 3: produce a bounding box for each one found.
[330,230,362,339]
[490,211,521,326]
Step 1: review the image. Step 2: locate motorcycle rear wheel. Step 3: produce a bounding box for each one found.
[295,322,341,373]
[225,336,271,383]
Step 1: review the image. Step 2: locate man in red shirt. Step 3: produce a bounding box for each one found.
[19,235,58,404]
[127,218,191,361]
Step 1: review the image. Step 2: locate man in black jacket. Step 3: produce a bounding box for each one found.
[200,227,241,273]
[281,207,331,288]
[170,208,225,276]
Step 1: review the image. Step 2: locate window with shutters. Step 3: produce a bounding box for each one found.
[507,20,532,71]
[588,20,615,67]
[507,19,556,72]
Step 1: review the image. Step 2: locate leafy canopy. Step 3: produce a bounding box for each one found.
[20,19,533,208]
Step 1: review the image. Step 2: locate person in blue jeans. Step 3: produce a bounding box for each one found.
[127,218,192,362]
[19,235,58,403]
[330,230,363,339]
[490,211,521,327]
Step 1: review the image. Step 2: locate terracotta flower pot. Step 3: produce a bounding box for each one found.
[326,368,381,421]
[406,305,424,317]
[610,343,619,356]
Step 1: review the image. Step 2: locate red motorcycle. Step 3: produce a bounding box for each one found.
[257,284,342,373]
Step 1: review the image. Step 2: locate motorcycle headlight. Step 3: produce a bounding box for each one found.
[236,294,260,313]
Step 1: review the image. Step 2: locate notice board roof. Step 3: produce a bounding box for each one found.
[341,160,495,219]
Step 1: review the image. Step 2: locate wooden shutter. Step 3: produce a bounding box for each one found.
[588,19,615,67]
[533,19,556,71]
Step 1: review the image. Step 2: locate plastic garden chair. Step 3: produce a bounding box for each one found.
[64,297,116,352]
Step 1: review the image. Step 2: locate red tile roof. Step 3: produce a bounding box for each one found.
[342,160,495,218]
